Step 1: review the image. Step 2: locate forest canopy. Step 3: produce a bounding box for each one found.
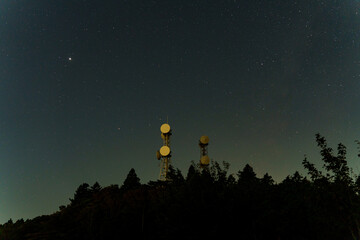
[1,134,360,240]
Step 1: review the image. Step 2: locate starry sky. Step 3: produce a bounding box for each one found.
[1,0,360,223]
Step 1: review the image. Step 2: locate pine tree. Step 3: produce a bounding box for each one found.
[91,181,101,193]
[69,183,91,205]
[237,164,258,184]
[121,168,141,192]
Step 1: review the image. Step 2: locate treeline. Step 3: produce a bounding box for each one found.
[1,134,360,240]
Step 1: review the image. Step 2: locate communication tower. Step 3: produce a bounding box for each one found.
[199,135,210,167]
[156,123,172,181]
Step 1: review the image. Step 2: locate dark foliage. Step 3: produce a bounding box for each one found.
[120,168,141,192]
[1,134,360,240]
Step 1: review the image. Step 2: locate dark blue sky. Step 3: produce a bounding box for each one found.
[1,0,360,223]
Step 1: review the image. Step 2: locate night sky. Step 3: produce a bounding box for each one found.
[1,0,360,223]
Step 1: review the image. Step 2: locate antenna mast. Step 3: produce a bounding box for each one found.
[199,135,210,168]
[156,123,172,181]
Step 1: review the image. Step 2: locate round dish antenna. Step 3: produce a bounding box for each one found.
[160,123,171,134]
[160,146,171,156]
[200,155,210,166]
[156,150,161,160]
[200,135,209,145]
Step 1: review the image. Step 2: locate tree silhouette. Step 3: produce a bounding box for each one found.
[315,133,351,183]
[2,134,360,240]
[90,181,101,193]
[69,183,91,205]
[261,172,274,185]
[121,168,141,192]
[167,165,185,185]
[302,133,360,239]
[185,163,198,181]
[237,163,258,184]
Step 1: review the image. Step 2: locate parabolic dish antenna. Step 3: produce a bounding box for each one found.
[200,155,210,165]
[160,123,171,134]
[160,146,171,156]
[200,135,209,144]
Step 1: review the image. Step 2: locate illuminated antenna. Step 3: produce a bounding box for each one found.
[156,123,172,181]
[199,135,210,167]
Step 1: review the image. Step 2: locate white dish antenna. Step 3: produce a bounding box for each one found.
[160,123,171,134]
[156,150,161,160]
[160,146,171,156]
[200,155,210,166]
[200,135,209,144]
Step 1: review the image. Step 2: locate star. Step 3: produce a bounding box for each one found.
[68,57,72,61]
